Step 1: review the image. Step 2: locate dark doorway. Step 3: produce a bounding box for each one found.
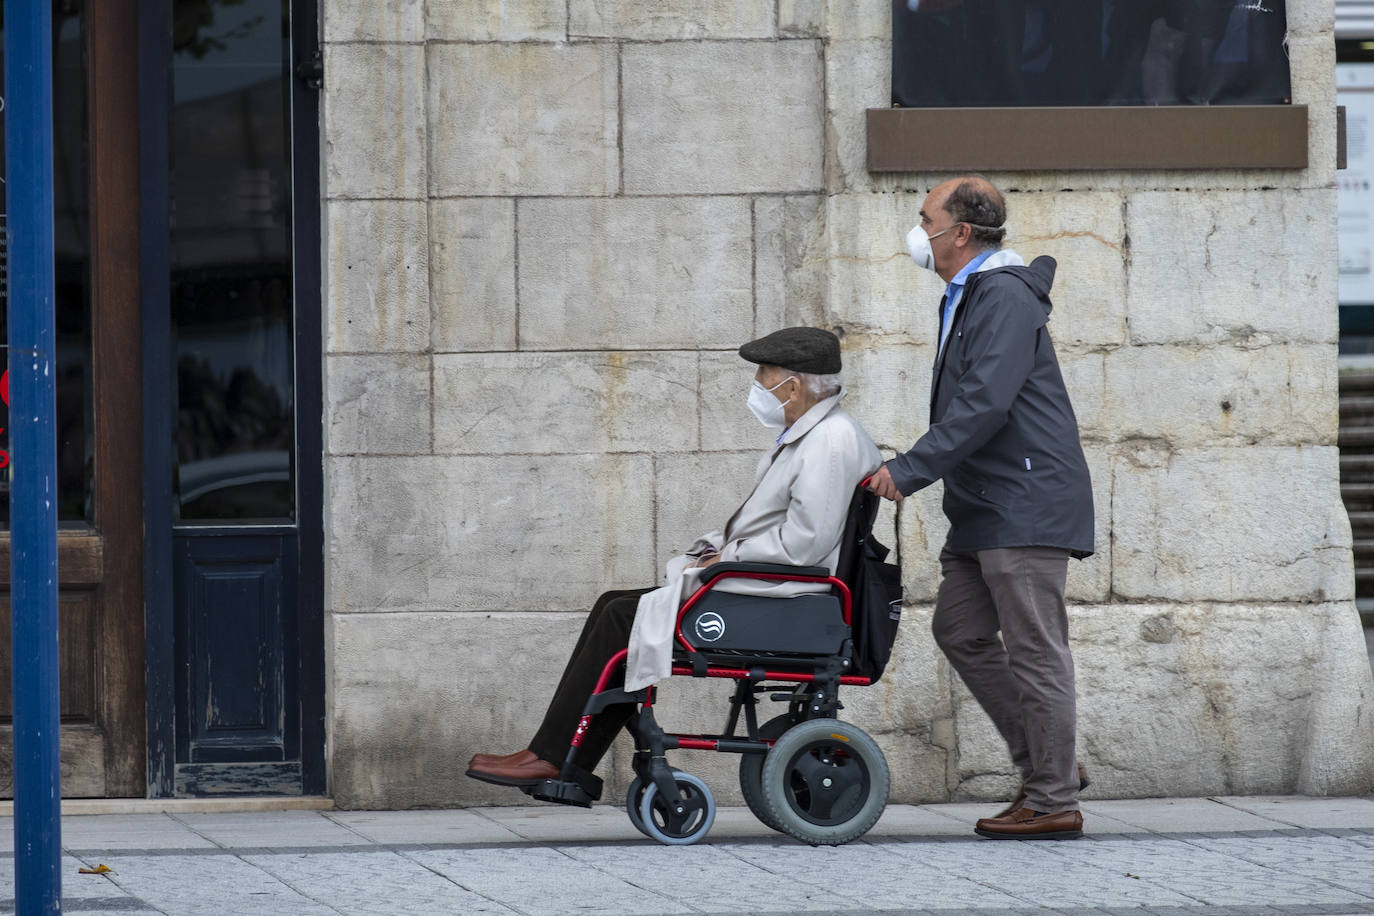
[145,0,322,796]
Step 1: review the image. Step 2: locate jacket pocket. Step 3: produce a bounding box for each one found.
[951,466,1009,509]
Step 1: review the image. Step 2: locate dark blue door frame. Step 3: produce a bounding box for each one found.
[140,0,176,798]
[141,0,324,798]
[292,0,327,799]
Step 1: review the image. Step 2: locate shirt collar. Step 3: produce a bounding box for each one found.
[946,249,997,296]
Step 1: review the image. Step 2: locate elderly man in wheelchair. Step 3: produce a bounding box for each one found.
[466,327,893,845]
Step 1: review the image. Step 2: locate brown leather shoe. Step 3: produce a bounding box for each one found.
[993,762,1091,819]
[465,755,559,787]
[975,806,1083,840]
[469,748,537,769]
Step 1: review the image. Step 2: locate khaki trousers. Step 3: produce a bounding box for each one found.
[933,546,1079,813]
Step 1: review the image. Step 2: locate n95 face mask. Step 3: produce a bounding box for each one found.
[906,223,957,271]
[746,376,795,429]
[906,220,1006,271]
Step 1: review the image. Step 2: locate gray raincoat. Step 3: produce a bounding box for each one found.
[886,254,1094,557]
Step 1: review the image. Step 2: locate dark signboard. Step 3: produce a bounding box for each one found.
[893,1,1291,108]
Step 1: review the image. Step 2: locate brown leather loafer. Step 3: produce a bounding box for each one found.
[994,763,1091,819]
[465,755,560,787]
[469,748,537,769]
[975,806,1083,840]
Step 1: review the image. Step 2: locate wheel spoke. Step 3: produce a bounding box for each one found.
[788,746,868,822]
[650,785,704,835]
[825,758,864,797]
[789,751,828,785]
[805,787,840,819]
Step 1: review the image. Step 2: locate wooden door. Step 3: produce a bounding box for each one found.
[0,0,146,797]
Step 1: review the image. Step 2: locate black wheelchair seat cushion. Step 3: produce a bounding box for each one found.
[680,591,850,656]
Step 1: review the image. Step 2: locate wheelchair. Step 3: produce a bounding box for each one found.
[519,486,895,847]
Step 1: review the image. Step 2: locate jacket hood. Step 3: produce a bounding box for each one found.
[931,251,1050,374]
[973,249,1025,273]
[982,254,1057,312]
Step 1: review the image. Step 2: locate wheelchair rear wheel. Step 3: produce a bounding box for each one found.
[760,718,889,846]
[638,771,716,846]
[738,714,796,832]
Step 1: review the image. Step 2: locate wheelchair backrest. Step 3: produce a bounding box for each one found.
[834,484,884,594]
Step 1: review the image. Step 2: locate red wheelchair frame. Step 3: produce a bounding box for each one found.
[520,553,891,847]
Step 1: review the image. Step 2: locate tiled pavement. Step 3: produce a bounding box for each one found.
[5,796,1374,915]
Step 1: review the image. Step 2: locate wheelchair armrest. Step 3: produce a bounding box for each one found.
[697,561,831,586]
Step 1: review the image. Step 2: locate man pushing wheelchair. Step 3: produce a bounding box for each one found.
[468,257,1091,843]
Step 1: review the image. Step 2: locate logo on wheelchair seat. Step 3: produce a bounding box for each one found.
[694,612,726,643]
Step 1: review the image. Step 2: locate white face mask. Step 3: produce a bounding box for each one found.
[905,223,959,272]
[747,376,795,429]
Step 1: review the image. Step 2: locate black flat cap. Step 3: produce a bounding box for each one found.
[739,327,841,374]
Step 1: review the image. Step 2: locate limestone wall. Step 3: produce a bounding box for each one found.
[320,0,1374,808]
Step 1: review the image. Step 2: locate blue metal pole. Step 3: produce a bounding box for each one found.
[5,0,64,912]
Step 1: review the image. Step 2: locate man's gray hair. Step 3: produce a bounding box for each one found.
[799,372,842,399]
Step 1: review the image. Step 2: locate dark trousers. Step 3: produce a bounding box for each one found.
[528,587,653,771]
[932,546,1079,814]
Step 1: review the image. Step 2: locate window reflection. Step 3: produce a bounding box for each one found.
[892,0,1291,108]
[0,3,94,530]
[171,0,293,522]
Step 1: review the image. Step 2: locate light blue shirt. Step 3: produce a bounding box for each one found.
[938,250,996,356]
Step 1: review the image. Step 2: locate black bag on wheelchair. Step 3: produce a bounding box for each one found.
[836,486,903,681]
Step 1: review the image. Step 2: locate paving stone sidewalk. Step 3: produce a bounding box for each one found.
[5,796,1374,915]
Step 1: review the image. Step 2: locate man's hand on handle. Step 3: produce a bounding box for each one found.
[866,465,904,503]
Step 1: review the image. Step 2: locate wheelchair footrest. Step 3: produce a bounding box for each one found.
[522,778,598,808]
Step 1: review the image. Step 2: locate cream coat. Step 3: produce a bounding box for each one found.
[625,391,881,691]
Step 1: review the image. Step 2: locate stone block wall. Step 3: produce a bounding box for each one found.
[321,0,1374,808]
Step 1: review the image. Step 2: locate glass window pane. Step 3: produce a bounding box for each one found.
[171,0,293,522]
[0,3,95,530]
[892,0,1292,108]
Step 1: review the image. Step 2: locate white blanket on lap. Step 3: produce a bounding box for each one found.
[625,553,707,693]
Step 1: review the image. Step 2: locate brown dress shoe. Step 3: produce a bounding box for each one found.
[465,755,560,787]
[469,748,537,769]
[993,762,1091,819]
[975,806,1083,840]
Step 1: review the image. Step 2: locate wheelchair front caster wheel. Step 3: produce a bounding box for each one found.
[624,776,652,838]
[626,769,688,838]
[760,718,889,846]
[638,771,716,846]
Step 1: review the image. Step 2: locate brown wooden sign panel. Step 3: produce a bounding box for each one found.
[867,105,1309,172]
